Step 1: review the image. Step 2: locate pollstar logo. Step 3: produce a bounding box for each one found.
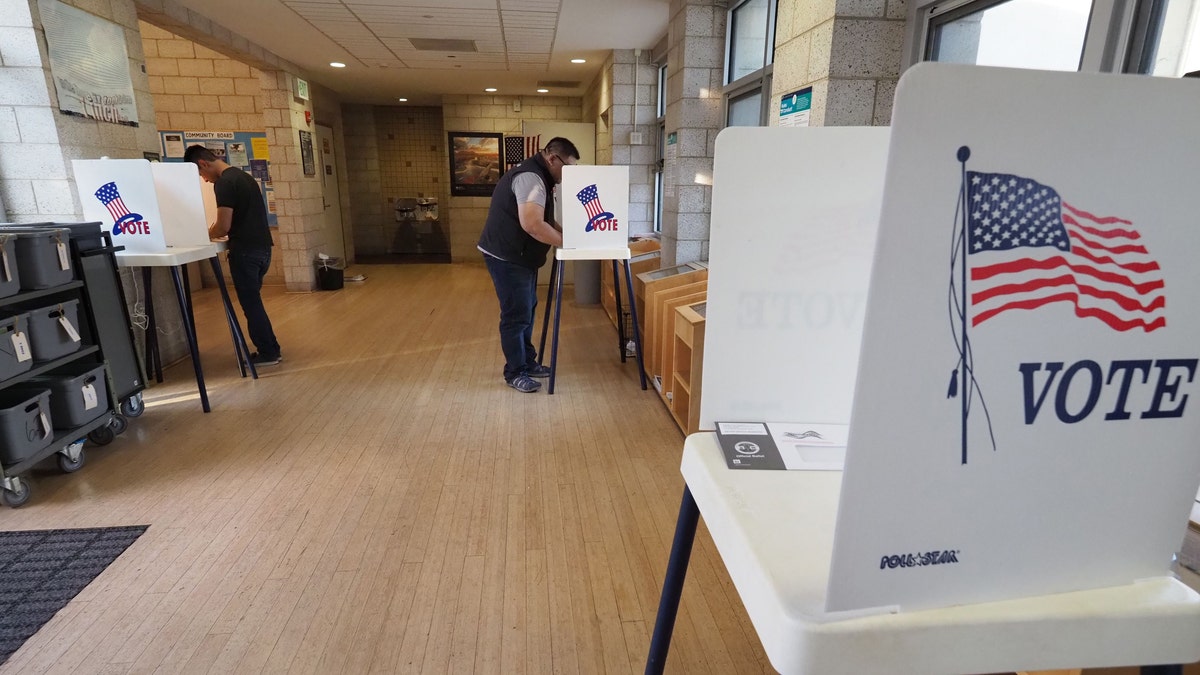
[880,549,960,569]
[944,147,1192,463]
[575,184,619,232]
[94,182,152,236]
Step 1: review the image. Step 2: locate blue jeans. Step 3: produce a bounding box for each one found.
[227,247,281,359]
[484,255,540,381]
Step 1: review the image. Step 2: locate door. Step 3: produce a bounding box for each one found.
[315,124,346,261]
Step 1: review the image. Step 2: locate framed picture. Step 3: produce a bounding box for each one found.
[299,130,316,176]
[448,132,503,196]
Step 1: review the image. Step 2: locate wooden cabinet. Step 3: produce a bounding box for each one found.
[635,264,707,343]
[670,301,706,435]
[646,281,707,389]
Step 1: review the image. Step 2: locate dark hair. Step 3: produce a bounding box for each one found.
[1185,69,1200,79]
[544,137,580,160]
[183,144,219,163]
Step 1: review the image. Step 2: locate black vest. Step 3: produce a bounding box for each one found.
[477,155,555,270]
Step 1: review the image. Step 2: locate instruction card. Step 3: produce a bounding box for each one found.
[715,422,848,471]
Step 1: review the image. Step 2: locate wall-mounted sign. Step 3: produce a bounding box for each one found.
[38,0,138,126]
[779,87,812,127]
[294,77,310,101]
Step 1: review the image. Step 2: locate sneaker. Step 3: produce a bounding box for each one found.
[506,374,541,393]
[525,363,552,378]
[250,352,282,366]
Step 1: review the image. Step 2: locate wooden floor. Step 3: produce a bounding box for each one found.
[0,264,775,674]
[6,264,1197,675]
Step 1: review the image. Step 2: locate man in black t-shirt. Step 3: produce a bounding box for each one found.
[184,145,282,366]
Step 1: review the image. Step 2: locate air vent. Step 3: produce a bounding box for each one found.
[409,38,477,52]
[537,80,581,88]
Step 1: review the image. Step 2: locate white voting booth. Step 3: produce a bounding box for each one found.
[544,165,647,393]
[70,159,257,412]
[647,63,1200,675]
[71,159,211,251]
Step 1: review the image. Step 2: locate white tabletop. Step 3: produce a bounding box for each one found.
[555,246,631,261]
[115,242,223,267]
[681,432,1200,674]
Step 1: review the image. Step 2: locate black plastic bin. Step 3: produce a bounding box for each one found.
[30,362,108,429]
[3,227,73,290]
[17,299,83,362]
[0,388,53,464]
[0,313,33,382]
[315,257,344,291]
[0,233,19,298]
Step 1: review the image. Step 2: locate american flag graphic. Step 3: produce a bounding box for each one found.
[966,171,1165,332]
[94,182,134,223]
[576,184,616,231]
[504,135,541,168]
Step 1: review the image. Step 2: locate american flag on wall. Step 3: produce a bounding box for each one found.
[504,135,541,169]
[965,171,1165,332]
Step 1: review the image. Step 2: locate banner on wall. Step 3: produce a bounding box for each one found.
[37,0,139,126]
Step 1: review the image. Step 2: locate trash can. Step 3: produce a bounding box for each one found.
[315,257,344,291]
[573,260,600,305]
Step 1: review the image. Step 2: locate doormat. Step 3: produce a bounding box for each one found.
[0,525,148,665]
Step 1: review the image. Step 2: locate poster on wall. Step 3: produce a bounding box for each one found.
[778,87,812,127]
[299,130,316,176]
[448,132,503,196]
[160,130,277,227]
[37,0,139,126]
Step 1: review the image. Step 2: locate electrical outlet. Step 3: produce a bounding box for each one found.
[513,99,522,112]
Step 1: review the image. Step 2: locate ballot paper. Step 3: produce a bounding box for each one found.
[715,422,848,471]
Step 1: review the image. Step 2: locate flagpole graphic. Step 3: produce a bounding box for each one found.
[947,147,1163,464]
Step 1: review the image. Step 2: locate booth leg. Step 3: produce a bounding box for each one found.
[1140,666,1184,675]
[548,259,565,395]
[142,267,163,383]
[209,256,257,379]
[622,259,648,390]
[612,259,627,363]
[538,255,557,365]
[169,265,210,413]
[646,487,700,675]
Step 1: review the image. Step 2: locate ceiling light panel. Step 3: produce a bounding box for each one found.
[501,11,557,28]
[283,1,356,20]
[500,0,560,10]
[348,6,500,26]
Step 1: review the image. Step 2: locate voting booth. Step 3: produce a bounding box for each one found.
[70,159,258,413]
[71,159,211,252]
[542,165,647,393]
[646,63,1200,675]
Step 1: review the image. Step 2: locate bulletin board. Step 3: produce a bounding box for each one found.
[158,130,278,227]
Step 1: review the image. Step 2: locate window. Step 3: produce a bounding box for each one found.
[726,87,764,127]
[926,0,1092,71]
[1136,0,1200,76]
[728,0,772,82]
[654,63,668,233]
[723,0,776,128]
[908,0,1199,75]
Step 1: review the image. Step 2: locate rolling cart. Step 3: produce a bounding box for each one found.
[0,223,144,507]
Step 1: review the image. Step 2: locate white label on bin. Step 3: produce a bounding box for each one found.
[57,241,70,271]
[11,332,31,362]
[38,410,50,438]
[1,247,10,282]
[82,383,98,411]
[59,315,81,343]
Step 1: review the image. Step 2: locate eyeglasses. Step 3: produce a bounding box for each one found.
[549,154,575,167]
